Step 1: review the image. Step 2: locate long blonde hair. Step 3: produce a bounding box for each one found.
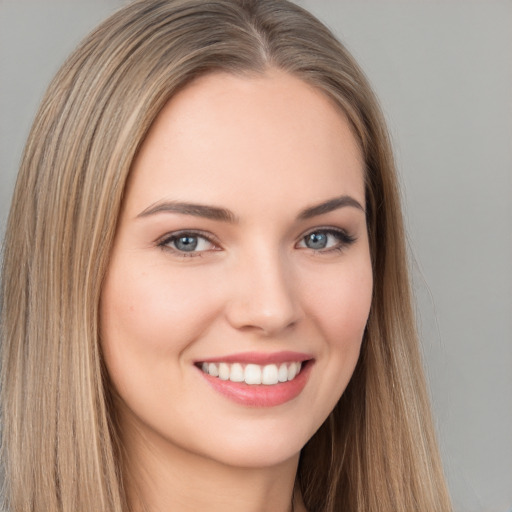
[1,1,452,511]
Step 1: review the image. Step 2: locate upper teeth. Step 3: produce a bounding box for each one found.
[200,362,302,385]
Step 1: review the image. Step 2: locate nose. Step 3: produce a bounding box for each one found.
[224,248,302,336]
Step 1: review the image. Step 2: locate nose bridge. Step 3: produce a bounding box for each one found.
[225,242,300,335]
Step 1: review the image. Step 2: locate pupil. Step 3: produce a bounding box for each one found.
[306,232,327,249]
[175,236,198,251]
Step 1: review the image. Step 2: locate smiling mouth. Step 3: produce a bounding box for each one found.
[197,361,304,386]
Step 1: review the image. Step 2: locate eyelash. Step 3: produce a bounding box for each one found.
[298,228,357,254]
[157,227,357,257]
[158,230,219,258]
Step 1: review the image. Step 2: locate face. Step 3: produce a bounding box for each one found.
[100,69,373,470]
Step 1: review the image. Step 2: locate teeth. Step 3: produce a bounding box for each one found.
[208,362,219,377]
[262,364,279,385]
[288,362,298,381]
[218,363,230,380]
[230,363,244,382]
[199,361,304,385]
[278,363,288,382]
[245,364,262,384]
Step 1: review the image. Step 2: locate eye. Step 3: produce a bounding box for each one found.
[158,231,217,256]
[297,228,356,252]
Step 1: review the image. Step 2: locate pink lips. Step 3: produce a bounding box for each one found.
[196,351,313,407]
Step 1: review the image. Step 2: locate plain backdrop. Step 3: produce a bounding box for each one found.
[1,1,511,511]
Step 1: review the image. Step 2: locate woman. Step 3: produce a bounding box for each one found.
[0,0,452,511]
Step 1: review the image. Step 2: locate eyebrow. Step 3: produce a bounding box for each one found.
[137,195,364,223]
[297,195,365,219]
[137,201,238,223]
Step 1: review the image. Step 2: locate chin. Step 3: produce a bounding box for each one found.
[183,415,319,470]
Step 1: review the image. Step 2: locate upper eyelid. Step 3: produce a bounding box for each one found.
[297,226,352,240]
[158,229,219,245]
[302,226,346,234]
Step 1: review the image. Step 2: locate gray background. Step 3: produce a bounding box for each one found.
[1,1,511,511]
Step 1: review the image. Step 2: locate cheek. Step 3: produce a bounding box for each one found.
[99,260,223,382]
[293,256,372,428]
[305,260,373,348]
[301,254,372,402]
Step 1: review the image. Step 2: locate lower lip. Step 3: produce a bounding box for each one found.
[198,362,313,407]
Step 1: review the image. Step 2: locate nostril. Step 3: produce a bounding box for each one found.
[223,257,303,334]
[224,294,301,335]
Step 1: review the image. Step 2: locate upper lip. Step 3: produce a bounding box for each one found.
[196,351,313,365]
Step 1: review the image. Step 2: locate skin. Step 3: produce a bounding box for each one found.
[100,69,373,512]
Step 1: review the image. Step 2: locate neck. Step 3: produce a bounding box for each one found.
[121,423,305,512]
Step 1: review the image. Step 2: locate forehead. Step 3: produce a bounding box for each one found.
[125,69,365,217]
